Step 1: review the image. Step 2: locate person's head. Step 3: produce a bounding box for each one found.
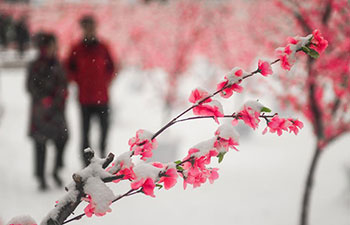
[34,32,57,58]
[79,15,96,39]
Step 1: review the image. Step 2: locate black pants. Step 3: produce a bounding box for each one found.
[81,105,109,165]
[34,138,66,180]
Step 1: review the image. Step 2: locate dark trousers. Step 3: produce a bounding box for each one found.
[81,104,109,165]
[34,138,66,180]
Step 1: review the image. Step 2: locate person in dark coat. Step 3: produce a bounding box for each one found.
[27,32,68,190]
[66,15,118,166]
[15,16,30,57]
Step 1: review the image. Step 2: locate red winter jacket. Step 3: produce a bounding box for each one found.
[66,39,116,105]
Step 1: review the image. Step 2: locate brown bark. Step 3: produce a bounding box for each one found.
[300,144,323,225]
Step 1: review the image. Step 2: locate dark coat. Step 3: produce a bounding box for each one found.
[66,39,116,106]
[27,57,68,144]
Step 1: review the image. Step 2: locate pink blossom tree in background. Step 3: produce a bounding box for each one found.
[126,1,208,115]
[3,29,327,225]
[0,0,264,115]
[246,1,350,225]
[126,1,260,115]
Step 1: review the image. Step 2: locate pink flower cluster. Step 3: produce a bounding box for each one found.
[275,39,298,71]
[182,148,219,189]
[110,161,135,183]
[263,115,304,136]
[130,162,178,197]
[216,67,244,98]
[310,29,328,54]
[276,29,328,71]
[84,196,112,218]
[181,124,239,189]
[128,129,158,161]
[258,60,273,76]
[189,88,224,123]
[131,177,157,197]
[237,105,261,130]
[214,124,239,152]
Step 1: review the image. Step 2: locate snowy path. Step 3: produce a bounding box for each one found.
[0,68,349,225]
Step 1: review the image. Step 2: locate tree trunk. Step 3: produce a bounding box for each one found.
[300,145,323,225]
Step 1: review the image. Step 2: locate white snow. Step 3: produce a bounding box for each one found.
[108,151,133,174]
[84,177,115,215]
[207,99,224,115]
[226,67,248,84]
[243,100,265,112]
[75,152,113,181]
[6,215,37,225]
[190,138,217,157]
[41,186,79,224]
[133,162,162,181]
[216,123,240,142]
[137,129,154,141]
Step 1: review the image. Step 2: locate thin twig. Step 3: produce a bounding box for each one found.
[63,189,142,224]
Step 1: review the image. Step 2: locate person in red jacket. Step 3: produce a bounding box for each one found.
[66,15,117,165]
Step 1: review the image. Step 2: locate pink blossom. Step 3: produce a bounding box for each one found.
[208,168,219,184]
[131,177,156,197]
[287,119,304,135]
[152,162,165,168]
[189,88,211,104]
[192,100,224,124]
[185,148,218,169]
[217,80,243,98]
[284,45,292,55]
[238,106,261,130]
[182,147,219,189]
[83,196,111,218]
[183,166,207,189]
[141,178,156,197]
[115,167,135,183]
[258,60,273,76]
[287,37,298,45]
[231,119,239,126]
[159,168,178,190]
[233,69,243,77]
[264,115,292,136]
[214,126,239,152]
[84,201,95,218]
[129,130,158,161]
[275,44,295,71]
[311,29,328,53]
[279,54,292,71]
[217,68,244,99]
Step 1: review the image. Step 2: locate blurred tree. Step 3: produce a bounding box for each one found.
[247,1,350,225]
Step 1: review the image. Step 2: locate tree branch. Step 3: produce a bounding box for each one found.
[151,59,281,141]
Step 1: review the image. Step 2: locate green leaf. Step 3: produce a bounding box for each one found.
[301,46,310,53]
[174,160,182,165]
[217,152,227,163]
[261,107,272,113]
[176,165,184,172]
[156,184,163,190]
[307,49,320,59]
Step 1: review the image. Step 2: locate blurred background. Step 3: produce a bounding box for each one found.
[0,0,349,225]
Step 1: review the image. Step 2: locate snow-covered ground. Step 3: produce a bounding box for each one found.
[0,67,349,225]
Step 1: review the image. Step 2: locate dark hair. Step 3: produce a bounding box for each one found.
[79,15,95,27]
[34,32,56,48]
